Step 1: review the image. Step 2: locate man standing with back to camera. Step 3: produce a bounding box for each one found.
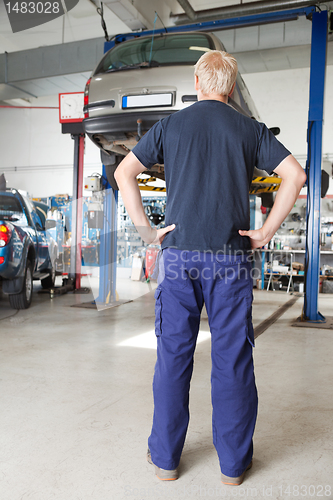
[114,50,306,486]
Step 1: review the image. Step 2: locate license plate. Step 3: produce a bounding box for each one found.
[122,93,173,109]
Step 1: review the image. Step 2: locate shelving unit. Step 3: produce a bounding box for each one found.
[256,249,333,293]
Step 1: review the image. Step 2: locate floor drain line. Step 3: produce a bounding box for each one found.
[254,295,300,339]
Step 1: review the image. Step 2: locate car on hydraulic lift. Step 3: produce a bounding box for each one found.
[83,31,280,204]
[0,188,58,309]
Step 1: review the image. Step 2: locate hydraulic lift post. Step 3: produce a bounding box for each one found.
[60,100,85,292]
[96,39,119,306]
[304,10,328,321]
[97,167,118,305]
[70,133,85,290]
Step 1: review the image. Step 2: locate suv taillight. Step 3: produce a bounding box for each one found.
[84,78,91,118]
[0,223,12,247]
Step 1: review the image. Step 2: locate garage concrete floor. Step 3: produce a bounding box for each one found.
[0,274,332,500]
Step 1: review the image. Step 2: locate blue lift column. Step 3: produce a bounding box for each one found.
[97,167,118,305]
[97,39,118,306]
[304,10,328,321]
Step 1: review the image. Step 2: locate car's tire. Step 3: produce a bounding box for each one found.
[9,260,33,310]
[41,265,56,289]
[100,151,124,191]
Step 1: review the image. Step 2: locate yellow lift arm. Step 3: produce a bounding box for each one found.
[137,176,282,194]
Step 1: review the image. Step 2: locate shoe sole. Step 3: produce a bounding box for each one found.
[147,450,178,481]
[155,469,178,481]
[221,460,253,486]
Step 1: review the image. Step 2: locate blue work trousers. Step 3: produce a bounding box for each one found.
[148,248,258,478]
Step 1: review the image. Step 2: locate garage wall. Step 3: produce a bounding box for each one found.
[243,67,310,155]
[1,66,332,198]
[0,95,101,198]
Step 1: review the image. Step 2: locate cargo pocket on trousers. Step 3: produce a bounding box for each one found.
[154,287,162,337]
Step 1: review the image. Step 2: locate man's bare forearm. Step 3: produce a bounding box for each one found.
[261,178,304,242]
[114,154,155,243]
[239,155,307,249]
[116,173,154,241]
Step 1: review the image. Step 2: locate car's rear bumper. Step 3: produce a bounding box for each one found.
[83,111,176,136]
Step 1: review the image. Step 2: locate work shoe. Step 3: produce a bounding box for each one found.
[147,448,178,481]
[221,461,253,486]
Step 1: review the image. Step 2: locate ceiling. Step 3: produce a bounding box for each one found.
[0,0,166,53]
[0,0,332,103]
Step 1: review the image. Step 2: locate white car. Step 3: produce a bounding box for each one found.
[83,31,278,204]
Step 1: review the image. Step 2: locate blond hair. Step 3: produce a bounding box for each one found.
[194,50,238,96]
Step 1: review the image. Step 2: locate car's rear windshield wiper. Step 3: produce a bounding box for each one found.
[104,60,160,73]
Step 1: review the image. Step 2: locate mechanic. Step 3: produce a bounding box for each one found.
[114,50,306,486]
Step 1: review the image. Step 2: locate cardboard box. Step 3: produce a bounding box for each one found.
[131,255,144,281]
[292,261,304,271]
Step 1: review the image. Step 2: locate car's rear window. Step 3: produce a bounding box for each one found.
[94,33,215,74]
[0,194,27,224]
[0,195,23,213]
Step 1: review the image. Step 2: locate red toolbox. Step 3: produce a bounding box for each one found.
[145,247,160,279]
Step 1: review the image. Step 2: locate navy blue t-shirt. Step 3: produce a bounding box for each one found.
[132,100,290,252]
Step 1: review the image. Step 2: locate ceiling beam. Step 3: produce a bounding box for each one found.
[172,0,329,24]
[176,0,196,21]
[0,38,104,85]
[104,0,152,30]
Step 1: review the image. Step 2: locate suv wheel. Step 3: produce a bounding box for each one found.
[9,260,33,309]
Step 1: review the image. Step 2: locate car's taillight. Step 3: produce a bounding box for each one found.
[0,223,12,247]
[84,77,91,118]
